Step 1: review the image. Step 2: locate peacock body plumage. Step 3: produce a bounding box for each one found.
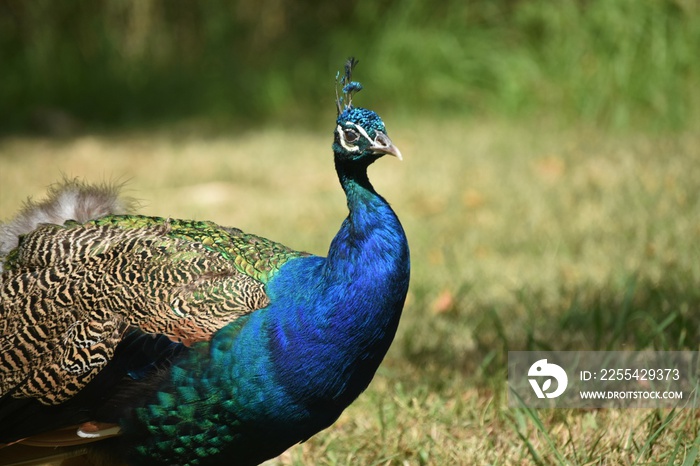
[0,59,410,466]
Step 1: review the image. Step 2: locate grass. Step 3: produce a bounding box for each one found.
[1,116,699,464]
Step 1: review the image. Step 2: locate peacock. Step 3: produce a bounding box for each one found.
[0,58,410,466]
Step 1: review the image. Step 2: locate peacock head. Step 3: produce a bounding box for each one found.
[333,58,401,164]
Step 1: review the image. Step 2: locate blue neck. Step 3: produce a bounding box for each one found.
[264,158,410,409]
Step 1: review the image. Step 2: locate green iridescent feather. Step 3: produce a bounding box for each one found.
[87,215,308,284]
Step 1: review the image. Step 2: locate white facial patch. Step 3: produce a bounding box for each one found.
[337,123,377,153]
[337,125,360,152]
[351,123,374,144]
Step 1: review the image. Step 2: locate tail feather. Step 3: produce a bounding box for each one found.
[0,442,90,466]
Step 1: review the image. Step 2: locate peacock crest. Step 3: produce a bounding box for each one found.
[335,57,363,116]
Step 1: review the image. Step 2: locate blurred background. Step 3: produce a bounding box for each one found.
[1,0,699,133]
[2,1,700,464]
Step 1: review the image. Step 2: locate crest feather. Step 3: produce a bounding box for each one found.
[335,57,362,115]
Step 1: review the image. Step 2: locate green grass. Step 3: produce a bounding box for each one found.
[1,117,699,464]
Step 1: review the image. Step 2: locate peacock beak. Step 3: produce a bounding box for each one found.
[370,132,403,161]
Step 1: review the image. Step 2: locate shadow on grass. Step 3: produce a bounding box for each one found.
[399,271,700,389]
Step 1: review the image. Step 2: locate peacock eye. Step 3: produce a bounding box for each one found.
[343,129,359,143]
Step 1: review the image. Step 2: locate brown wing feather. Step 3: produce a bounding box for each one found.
[1,221,269,405]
